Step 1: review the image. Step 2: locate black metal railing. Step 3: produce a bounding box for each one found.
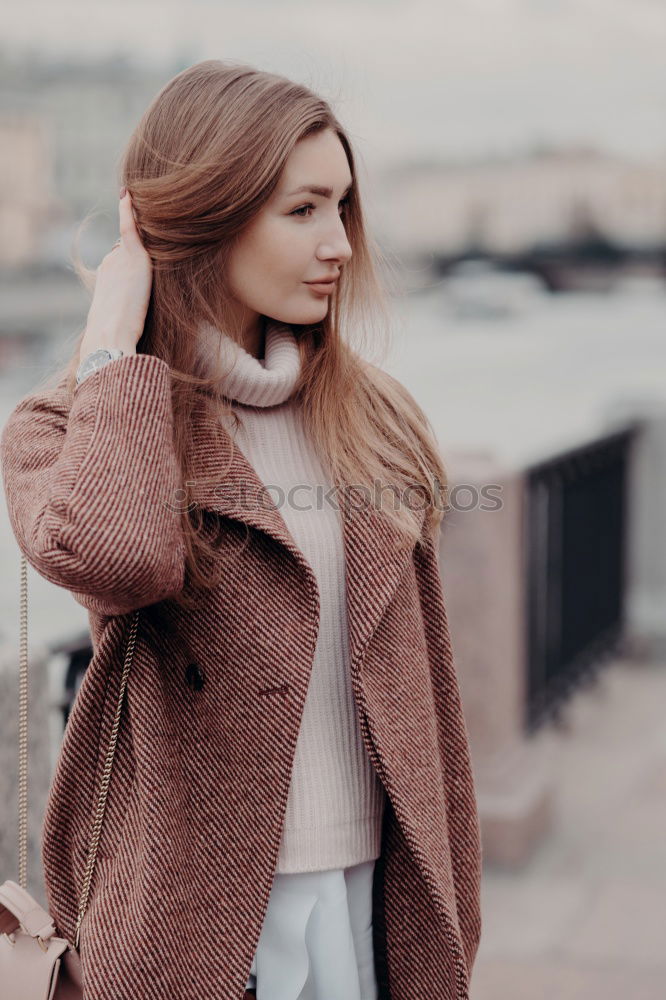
[524,426,637,732]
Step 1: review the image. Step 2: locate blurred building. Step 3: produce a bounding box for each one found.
[0,48,185,268]
[0,115,52,266]
[376,148,666,258]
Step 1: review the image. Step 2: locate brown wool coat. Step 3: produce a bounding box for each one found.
[0,352,482,1000]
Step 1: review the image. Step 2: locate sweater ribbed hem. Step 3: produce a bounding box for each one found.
[275,803,386,873]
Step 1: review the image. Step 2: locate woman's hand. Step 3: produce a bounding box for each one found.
[79,189,153,362]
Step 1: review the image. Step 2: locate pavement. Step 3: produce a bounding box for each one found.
[471,655,666,1000]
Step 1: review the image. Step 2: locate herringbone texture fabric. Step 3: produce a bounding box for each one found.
[0,353,483,1000]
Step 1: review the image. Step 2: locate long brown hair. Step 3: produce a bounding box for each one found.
[53,59,449,609]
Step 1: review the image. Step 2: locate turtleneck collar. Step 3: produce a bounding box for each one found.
[197,316,302,407]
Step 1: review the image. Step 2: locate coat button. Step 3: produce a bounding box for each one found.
[185,662,205,691]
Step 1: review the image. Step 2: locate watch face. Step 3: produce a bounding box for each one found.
[82,350,109,375]
[89,349,112,364]
[77,348,120,382]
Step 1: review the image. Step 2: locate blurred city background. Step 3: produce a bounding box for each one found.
[0,2,665,997]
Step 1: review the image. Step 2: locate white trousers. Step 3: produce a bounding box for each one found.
[245,858,379,1000]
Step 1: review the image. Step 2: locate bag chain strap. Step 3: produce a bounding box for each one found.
[18,554,140,952]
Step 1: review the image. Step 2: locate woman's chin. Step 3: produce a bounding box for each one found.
[271,302,330,326]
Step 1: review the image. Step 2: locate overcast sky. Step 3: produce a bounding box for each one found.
[5,0,666,170]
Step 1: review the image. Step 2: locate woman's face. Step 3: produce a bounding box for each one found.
[225,128,354,342]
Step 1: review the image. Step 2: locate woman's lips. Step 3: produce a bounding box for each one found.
[305,281,337,294]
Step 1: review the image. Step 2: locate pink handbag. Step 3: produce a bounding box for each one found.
[0,555,140,999]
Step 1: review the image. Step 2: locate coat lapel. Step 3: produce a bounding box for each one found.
[184,395,423,671]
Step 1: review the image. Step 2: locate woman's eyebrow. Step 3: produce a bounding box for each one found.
[284,180,353,198]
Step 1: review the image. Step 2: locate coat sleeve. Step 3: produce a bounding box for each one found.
[0,353,187,617]
[413,527,483,978]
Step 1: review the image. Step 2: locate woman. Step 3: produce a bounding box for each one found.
[0,60,482,1000]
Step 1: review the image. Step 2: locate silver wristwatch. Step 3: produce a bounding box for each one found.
[76,347,125,385]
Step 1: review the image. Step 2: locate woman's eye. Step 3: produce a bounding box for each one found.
[291,203,315,217]
[290,198,349,218]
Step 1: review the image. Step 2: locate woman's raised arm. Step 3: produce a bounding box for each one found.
[0,190,186,616]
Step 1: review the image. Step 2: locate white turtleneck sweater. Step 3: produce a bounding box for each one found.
[198,316,386,874]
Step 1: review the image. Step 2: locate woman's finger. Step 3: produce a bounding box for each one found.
[118,189,140,246]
